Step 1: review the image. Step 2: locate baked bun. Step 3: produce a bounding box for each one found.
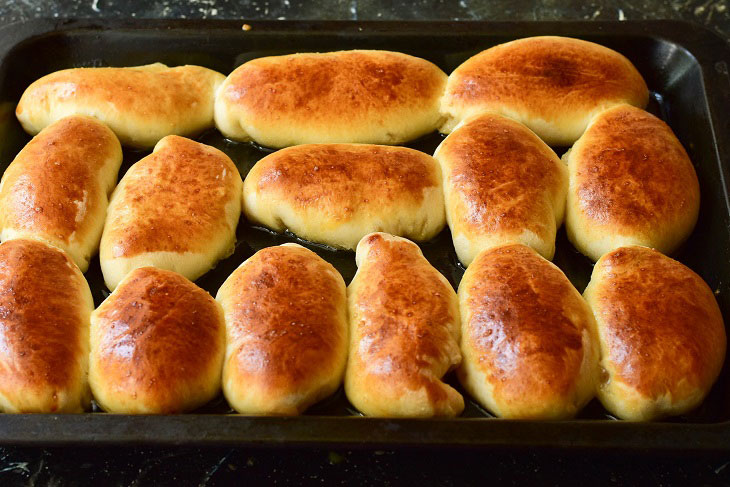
[584,246,726,421]
[0,115,122,272]
[216,243,348,415]
[565,104,699,261]
[441,36,648,145]
[90,267,225,414]
[433,113,567,266]
[16,63,225,148]
[345,232,463,417]
[458,244,599,419]
[0,239,93,413]
[100,135,242,290]
[243,144,445,249]
[214,50,447,148]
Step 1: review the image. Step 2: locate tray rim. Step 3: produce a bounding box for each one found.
[1,17,730,450]
[0,413,729,451]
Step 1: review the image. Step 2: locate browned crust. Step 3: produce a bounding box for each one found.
[249,144,440,217]
[462,244,592,405]
[445,36,648,120]
[437,113,564,234]
[16,65,221,139]
[350,233,461,410]
[0,239,90,411]
[221,50,445,128]
[17,65,216,119]
[590,246,726,399]
[222,245,347,396]
[106,136,240,257]
[0,116,120,245]
[92,267,224,413]
[571,104,699,229]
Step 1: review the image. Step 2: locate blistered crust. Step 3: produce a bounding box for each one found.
[100,135,242,289]
[16,63,225,148]
[441,36,648,145]
[345,232,463,417]
[89,267,225,414]
[434,113,567,266]
[243,143,445,249]
[216,243,348,415]
[0,239,93,413]
[0,115,122,271]
[458,244,599,419]
[215,50,447,147]
[566,104,700,261]
[584,246,726,421]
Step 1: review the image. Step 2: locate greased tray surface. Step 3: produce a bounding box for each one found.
[0,18,730,449]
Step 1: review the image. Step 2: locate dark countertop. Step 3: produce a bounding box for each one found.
[1,0,730,485]
[1,447,729,485]
[2,0,730,39]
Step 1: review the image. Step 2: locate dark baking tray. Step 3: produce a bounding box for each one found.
[0,18,729,450]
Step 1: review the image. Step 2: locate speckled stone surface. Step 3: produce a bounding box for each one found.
[0,0,729,38]
[0,0,730,485]
[0,447,728,485]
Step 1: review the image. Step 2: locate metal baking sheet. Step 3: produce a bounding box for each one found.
[0,18,729,450]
